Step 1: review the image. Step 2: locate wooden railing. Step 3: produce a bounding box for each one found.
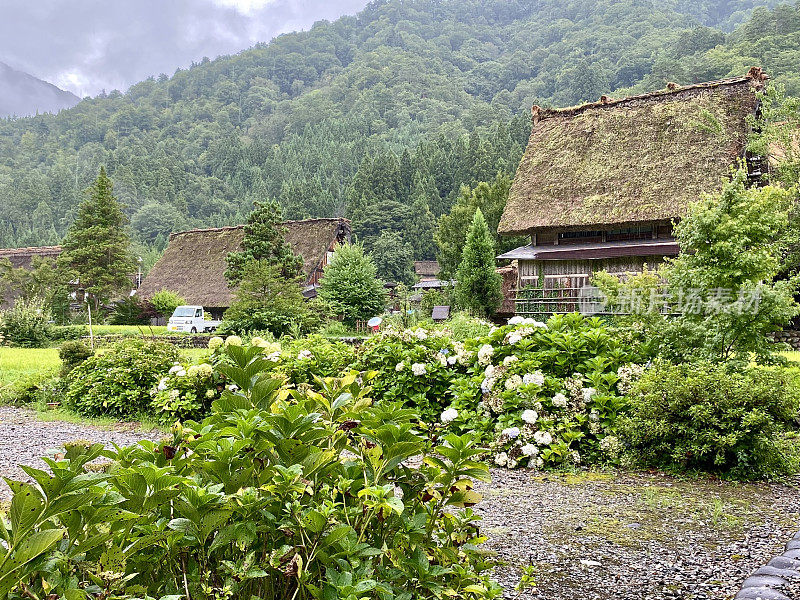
[513,286,676,317]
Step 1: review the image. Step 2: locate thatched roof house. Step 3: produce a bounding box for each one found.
[0,246,63,308]
[498,68,768,293]
[414,261,441,281]
[137,218,350,317]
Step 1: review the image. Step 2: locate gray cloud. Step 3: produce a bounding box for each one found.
[0,0,369,97]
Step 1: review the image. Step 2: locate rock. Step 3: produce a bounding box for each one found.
[741,575,788,588]
[782,549,800,560]
[579,560,602,568]
[768,557,800,570]
[785,540,800,551]
[735,587,790,600]
[754,566,800,580]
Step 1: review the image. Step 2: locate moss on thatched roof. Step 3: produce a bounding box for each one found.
[498,69,768,236]
[137,218,350,308]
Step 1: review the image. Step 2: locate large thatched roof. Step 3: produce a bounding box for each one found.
[137,218,350,308]
[498,68,768,237]
[0,245,61,269]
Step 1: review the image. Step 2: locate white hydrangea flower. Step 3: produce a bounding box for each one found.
[589,410,600,422]
[521,443,539,457]
[157,377,168,391]
[484,364,496,378]
[447,355,457,365]
[169,389,180,400]
[440,407,458,424]
[571,451,581,465]
[523,371,545,387]
[437,354,448,367]
[250,336,266,348]
[507,332,522,345]
[414,329,428,341]
[494,452,508,467]
[535,457,544,468]
[395,362,405,372]
[198,363,213,377]
[169,365,183,375]
[227,384,239,392]
[534,431,553,446]
[187,365,201,378]
[582,387,597,403]
[297,350,313,360]
[502,426,521,439]
[225,335,243,347]
[505,375,523,390]
[411,363,427,376]
[508,316,524,325]
[266,351,281,362]
[393,485,404,500]
[205,389,215,399]
[477,344,494,366]
[521,409,538,424]
[208,336,224,350]
[481,378,495,394]
[552,393,568,408]
[503,355,519,366]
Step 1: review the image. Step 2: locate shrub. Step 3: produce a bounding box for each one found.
[619,360,800,478]
[3,347,498,600]
[49,325,87,342]
[109,295,154,325]
[149,289,186,319]
[58,340,93,377]
[274,335,357,386]
[0,298,54,347]
[150,360,224,422]
[448,314,634,469]
[356,327,463,421]
[0,370,59,406]
[65,340,179,418]
[318,243,387,326]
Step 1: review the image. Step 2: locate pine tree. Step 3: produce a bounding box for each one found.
[455,208,502,317]
[405,179,437,260]
[58,167,136,308]
[225,200,303,286]
[318,243,387,326]
[371,231,415,285]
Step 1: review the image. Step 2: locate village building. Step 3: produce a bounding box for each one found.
[136,218,350,319]
[497,68,769,298]
[0,246,62,308]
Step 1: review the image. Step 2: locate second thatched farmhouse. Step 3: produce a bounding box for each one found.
[497,67,769,293]
[136,218,350,319]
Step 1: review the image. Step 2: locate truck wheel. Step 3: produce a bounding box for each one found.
[191,327,197,334]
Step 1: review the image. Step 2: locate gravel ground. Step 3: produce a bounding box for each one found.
[0,406,162,501]
[1,407,798,599]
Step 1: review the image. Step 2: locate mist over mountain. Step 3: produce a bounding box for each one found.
[0,62,80,118]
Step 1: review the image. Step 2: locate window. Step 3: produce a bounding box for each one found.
[606,226,653,241]
[558,231,603,245]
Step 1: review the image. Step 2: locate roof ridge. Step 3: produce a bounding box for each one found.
[532,68,768,123]
[0,245,62,254]
[169,217,351,240]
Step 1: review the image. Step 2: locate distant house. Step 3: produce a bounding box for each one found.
[497,68,768,294]
[136,218,350,319]
[0,245,62,308]
[414,261,441,282]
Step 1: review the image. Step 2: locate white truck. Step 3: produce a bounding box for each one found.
[167,305,222,333]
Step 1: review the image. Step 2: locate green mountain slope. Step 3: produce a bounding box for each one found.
[0,0,794,253]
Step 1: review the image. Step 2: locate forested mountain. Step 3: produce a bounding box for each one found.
[0,0,797,260]
[0,62,80,119]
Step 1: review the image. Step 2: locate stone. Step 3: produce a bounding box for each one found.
[786,540,800,551]
[580,560,602,568]
[768,557,800,570]
[782,549,800,560]
[741,575,788,588]
[735,587,790,600]
[754,566,800,580]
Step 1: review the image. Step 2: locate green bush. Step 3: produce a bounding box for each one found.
[109,295,154,325]
[0,298,54,347]
[0,370,59,406]
[620,360,800,478]
[2,348,498,600]
[150,360,225,422]
[58,340,94,377]
[50,325,87,342]
[148,289,186,319]
[65,340,179,418]
[273,335,357,386]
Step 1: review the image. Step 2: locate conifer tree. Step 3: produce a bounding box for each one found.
[405,181,437,260]
[225,200,303,286]
[318,243,387,326]
[58,167,135,309]
[455,208,502,317]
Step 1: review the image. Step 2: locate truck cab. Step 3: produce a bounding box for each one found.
[167,305,221,333]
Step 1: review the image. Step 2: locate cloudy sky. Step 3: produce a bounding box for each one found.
[0,0,369,97]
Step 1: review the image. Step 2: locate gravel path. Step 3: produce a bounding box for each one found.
[1,407,798,599]
[0,406,162,500]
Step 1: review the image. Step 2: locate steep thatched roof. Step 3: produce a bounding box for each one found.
[498,68,768,236]
[414,260,441,278]
[137,218,350,308]
[0,246,61,269]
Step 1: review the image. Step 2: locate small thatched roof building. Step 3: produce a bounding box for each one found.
[498,68,768,293]
[137,218,350,317]
[0,246,63,308]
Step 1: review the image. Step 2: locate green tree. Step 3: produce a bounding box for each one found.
[455,209,502,317]
[405,185,437,260]
[58,167,136,309]
[223,260,316,336]
[371,231,415,285]
[318,243,387,326]
[663,169,799,364]
[149,289,186,319]
[225,200,303,286]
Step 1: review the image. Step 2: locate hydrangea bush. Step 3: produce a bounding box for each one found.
[446,314,636,468]
[151,359,225,422]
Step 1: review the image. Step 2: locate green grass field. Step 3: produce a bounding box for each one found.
[75,324,171,336]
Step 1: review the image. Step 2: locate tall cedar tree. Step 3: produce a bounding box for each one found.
[59,167,135,308]
[455,208,502,317]
[225,200,304,286]
[318,243,387,326]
